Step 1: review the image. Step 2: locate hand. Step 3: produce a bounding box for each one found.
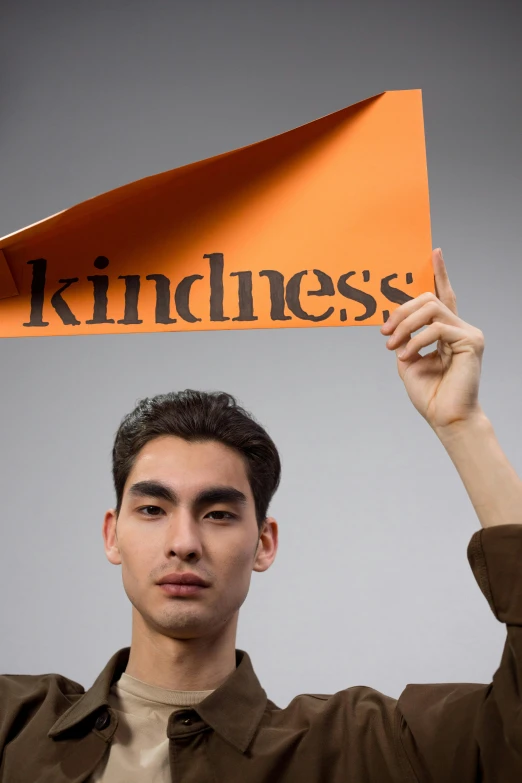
[380,249,485,432]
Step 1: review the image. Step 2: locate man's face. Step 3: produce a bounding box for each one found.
[103,436,277,641]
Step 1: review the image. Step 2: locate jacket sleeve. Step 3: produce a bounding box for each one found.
[396,524,522,783]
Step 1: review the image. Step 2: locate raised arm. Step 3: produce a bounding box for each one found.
[382,248,522,780]
[381,247,522,530]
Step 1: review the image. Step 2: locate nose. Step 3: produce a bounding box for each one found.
[163,511,202,562]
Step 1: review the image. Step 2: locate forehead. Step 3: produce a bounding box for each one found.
[125,436,252,495]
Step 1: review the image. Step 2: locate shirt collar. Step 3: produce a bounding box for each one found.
[48,647,267,753]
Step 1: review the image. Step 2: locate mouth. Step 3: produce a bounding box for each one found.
[158,583,208,597]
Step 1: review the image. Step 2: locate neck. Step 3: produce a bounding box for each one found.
[124,608,238,691]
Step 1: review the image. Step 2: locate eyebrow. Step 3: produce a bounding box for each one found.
[127,480,248,509]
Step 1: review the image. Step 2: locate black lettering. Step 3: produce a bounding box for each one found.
[337,271,377,322]
[23,259,49,327]
[230,271,258,322]
[307,269,336,297]
[146,274,177,324]
[286,269,335,322]
[175,275,203,323]
[86,275,115,324]
[259,270,291,321]
[117,275,143,325]
[380,273,414,305]
[87,257,114,324]
[205,253,229,322]
[50,278,80,325]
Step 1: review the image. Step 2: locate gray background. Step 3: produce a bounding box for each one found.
[1,0,520,706]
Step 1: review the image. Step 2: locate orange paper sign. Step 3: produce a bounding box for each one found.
[0,90,433,338]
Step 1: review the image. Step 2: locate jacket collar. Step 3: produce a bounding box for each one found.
[48,647,131,739]
[196,649,268,752]
[48,647,267,753]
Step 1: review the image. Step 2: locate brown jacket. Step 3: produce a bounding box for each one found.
[1,524,521,782]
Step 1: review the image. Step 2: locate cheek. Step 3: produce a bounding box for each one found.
[118,534,157,587]
[217,542,257,587]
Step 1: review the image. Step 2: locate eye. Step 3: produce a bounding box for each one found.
[206,510,236,521]
[138,505,164,517]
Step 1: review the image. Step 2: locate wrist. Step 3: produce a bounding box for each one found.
[433,407,492,448]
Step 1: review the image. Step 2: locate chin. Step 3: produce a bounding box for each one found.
[156,608,211,635]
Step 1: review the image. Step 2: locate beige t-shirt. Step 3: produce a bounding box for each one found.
[88,672,214,782]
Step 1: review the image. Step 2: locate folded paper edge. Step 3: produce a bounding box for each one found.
[0,90,401,248]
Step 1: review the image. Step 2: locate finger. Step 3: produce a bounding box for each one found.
[397,321,468,362]
[381,290,457,336]
[386,299,460,351]
[433,249,458,315]
[381,291,434,334]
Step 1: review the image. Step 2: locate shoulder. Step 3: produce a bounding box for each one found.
[267,680,488,740]
[0,671,84,700]
[262,686,411,780]
[268,684,398,728]
[0,671,85,741]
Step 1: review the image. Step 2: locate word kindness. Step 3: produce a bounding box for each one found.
[23,253,416,329]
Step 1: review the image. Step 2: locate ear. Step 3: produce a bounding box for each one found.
[103,509,122,566]
[253,516,278,573]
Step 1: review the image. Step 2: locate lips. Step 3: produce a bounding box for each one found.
[159,582,207,597]
[157,572,209,587]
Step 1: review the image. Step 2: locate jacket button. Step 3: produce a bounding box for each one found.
[94,710,111,731]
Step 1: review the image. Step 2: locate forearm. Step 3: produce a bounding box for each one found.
[435,410,522,529]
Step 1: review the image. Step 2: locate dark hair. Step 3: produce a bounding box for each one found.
[112,390,281,528]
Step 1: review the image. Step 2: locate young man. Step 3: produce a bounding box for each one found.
[1,249,521,782]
